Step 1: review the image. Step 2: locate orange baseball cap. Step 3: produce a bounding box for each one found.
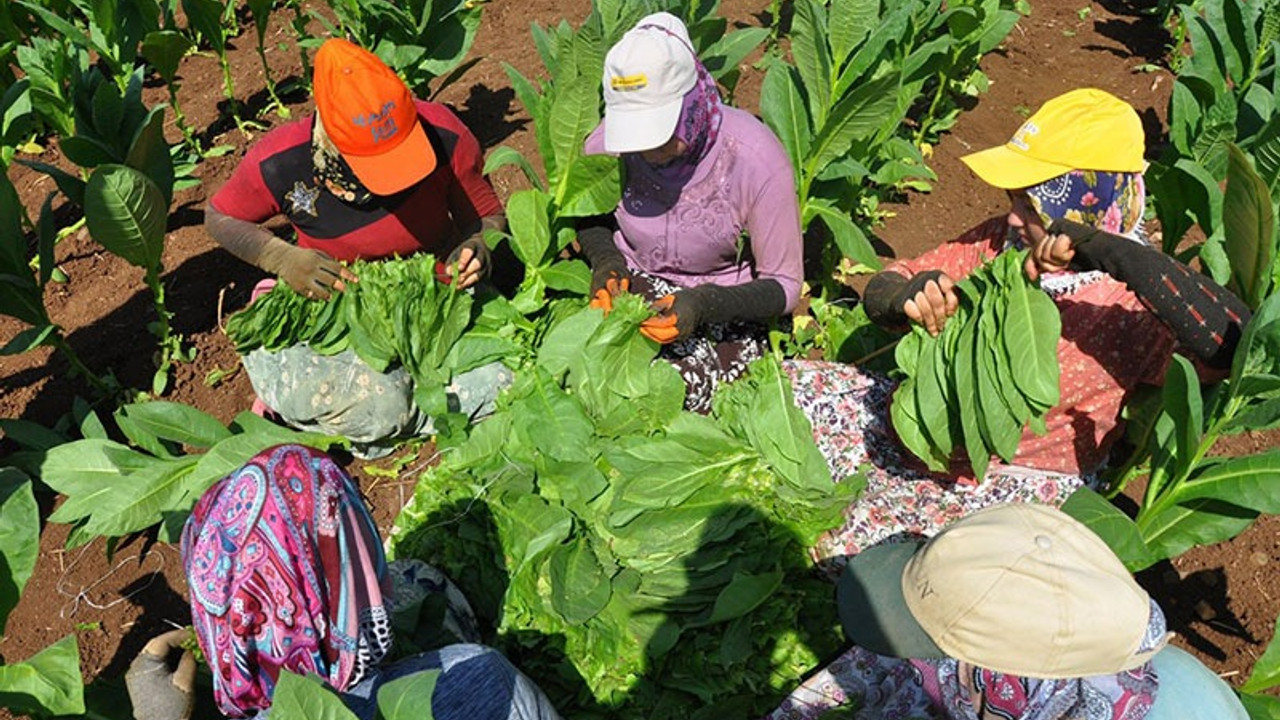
[314,39,436,196]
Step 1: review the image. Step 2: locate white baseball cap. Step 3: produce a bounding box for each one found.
[602,12,698,154]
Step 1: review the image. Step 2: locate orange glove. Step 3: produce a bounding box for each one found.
[588,275,629,315]
[639,293,694,344]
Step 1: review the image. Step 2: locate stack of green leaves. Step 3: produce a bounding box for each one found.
[891,249,1061,479]
[389,295,864,719]
[224,254,535,414]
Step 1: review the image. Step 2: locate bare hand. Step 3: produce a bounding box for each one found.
[903,274,959,336]
[450,245,484,289]
[1024,232,1074,282]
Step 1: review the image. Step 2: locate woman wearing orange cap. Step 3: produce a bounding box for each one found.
[577,12,804,412]
[779,89,1251,571]
[205,39,512,454]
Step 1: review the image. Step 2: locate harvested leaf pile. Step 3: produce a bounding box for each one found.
[224,254,536,413]
[389,295,865,719]
[891,249,1061,477]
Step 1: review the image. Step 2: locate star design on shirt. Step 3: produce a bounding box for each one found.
[285,181,321,218]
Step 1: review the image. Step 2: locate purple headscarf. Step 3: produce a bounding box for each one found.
[621,24,723,215]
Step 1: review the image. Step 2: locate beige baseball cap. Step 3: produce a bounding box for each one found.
[601,12,698,153]
[838,503,1165,678]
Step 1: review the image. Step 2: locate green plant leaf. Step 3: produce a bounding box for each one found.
[791,0,833,126]
[126,105,175,207]
[1223,143,1276,307]
[482,145,546,193]
[760,62,812,178]
[118,400,232,449]
[140,30,193,83]
[829,0,880,66]
[1171,449,1280,512]
[1140,498,1258,561]
[83,164,167,270]
[0,469,38,634]
[1059,488,1157,571]
[0,634,85,716]
[548,536,613,624]
[699,27,768,83]
[270,671,359,720]
[556,154,620,218]
[804,199,881,269]
[1242,612,1280,693]
[505,189,553,266]
[376,669,440,720]
[541,259,591,293]
[697,570,783,626]
[807,73,900,180]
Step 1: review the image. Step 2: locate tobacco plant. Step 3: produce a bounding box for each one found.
[314,0,485,99]
[182,0,248,133]
[247,0,290,118]
[39,400,346,546]
[18,0,161,93]
[140,29,200,152]
[760,0,1021,288]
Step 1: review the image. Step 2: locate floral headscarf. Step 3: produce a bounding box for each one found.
[183,444,393,717]
[1025,170,1146,238]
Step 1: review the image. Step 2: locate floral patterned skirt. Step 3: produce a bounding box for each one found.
[767,361,1094,718]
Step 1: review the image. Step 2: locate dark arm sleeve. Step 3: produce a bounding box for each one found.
[1051,219,1252,369]
[687,279,788,324]
[863,269,946,328]
[575,214,625,270]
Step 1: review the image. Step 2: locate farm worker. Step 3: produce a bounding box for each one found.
[779,88,1251,571]
[768,503,1250,719]
[205,38,513,456]
[577,12,804,412]
[124,444,562,720]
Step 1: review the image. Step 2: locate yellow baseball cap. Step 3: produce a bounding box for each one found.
[960,88,1145,189]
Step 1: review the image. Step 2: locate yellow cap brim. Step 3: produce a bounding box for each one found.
[345,119,436,196]
[960,144,1076,190]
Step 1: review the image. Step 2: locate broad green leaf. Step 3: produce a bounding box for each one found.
[540,259,591,294]
[1239,692,1280,719]
[1242,613,1280,693]
[1162,355,1204,480]
[505,189,553,266]
[496,494,573,570]
[1139,498,1257,561]
[548,537,612,624]
[807,73,900,180]
[118,401,233,449]
[697,570,783,626]
[556,154,620,218]
[81,456,200,538]
[141,30,194,83]
[0,469,38,634]
[84,164,167,270]
[126,106,175,207]
[804,199,881,269]
[0,635,85,716]
[1001,282,1060,410]
[548,79,598,189]
[17,160,87,209]
[270,671,359,720]
[0,322,55,354]
[1171,449,1280,512]
[1223,143,1276,307]
[60,135,119,168]
[482,145,546,193]
[1059,488,1157,571]
[760,63,812,178]
[376,669,440,720]
[511,370,595,462]
[42,439,159,523]
[699,27,768,83]
[829,0,879,66]
[791,0,833,126]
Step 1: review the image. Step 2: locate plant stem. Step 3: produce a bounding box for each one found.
[144,266,174,369]
[1135,393,1245,530]
[256,44,290,118]
[50,335,113,394]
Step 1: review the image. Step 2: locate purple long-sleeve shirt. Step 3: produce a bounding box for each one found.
[584,106,804,312]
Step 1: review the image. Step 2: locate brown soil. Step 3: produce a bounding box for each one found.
[0,0,1276,711]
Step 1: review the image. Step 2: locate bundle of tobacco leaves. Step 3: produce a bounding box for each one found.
[891,249,1061,479]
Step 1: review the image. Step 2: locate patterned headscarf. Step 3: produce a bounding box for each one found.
[183,444,393,718]
[620,24,723,216]
[914,599,1167,720]
[313,113,376,206]
[1014,169,1146,297]
[1025,170,1146,238]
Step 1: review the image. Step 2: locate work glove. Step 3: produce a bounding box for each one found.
[578,221,631,313]
[442,236,492,289]
[640,292,700,344]
[125,629,196,720]
[260,242,351,301]
[639,280,789,345]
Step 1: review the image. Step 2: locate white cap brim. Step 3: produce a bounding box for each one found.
[603,98,683,154]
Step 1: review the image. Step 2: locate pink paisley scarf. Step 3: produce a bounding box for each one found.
[182,444,393,717]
